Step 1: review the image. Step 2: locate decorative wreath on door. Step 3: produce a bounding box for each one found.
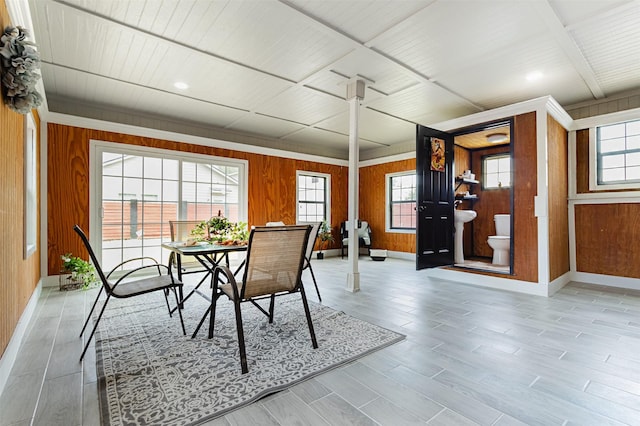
[0,26,43,114]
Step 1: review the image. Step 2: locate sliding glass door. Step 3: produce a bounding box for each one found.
[93,141,247,272]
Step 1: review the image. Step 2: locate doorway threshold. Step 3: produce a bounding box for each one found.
[453,260,510,274]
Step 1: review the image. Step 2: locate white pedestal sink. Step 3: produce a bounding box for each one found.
[454,209,477,264]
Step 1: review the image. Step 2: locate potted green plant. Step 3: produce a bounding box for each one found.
[316,221,334,260]
[60,253,97,291]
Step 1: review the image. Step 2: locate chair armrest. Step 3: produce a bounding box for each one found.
[214,265,242,300]
[106,257,161,280]
[111,263,179,291]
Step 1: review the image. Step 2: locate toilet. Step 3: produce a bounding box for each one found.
[487,214,510,265]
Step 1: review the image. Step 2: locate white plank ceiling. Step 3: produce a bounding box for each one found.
[26,0,640,159]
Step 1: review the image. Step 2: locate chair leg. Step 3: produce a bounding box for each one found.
[80,286,104,337]
[308,263,321,302]
[192,285,218,339]
[191,305,211,339]
[268,294,276,323]
[172,287,186,335]
[233,300,248,374]
[163,288,172,317]
[208,290,219,339]
[299,286,318,349]
[80,294,111,361]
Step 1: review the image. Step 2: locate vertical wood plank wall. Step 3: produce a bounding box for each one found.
[454,145,473,255]
[575,129,591,194]
[575,203,640,278]
[359,158,416,254]
[0,3,42,358]
[547,115,570,281]
[574,128,640,278]
[512,112,538,282]
[46,124,348,275]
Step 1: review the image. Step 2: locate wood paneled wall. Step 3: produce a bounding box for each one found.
[47,124,348,275]
[454,145,473,255]
[575,127,640,278]
[0,2,42,358]
[575,129,591,194]
[470,145,511,258]
[547,115,570,281]
[512,112,538,282]
[575,203,640,278]
[359,158,416,254]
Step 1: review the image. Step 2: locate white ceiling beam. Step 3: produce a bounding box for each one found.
[277,0,484,113]
[564,0,638,31]
[48,0,360,142]
[531,0,605,99]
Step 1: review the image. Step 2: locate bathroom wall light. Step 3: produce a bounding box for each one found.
[487,133,508,144]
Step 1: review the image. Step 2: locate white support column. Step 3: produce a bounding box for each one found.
[346,80,365,292]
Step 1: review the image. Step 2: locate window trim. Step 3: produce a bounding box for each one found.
[90,140,248,264]
[482,153,512,190]
[589,121,640,191]
[385,170,416,234]
[295,170,331,225]
[24,113,37,258]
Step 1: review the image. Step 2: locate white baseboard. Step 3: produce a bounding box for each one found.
[572,272,640,291]
[387,250,415,261]
[311,249,415,261]
[425,268,550,297]
[548,272,571,296]
[42,274,58,287]
[0,280,42,398]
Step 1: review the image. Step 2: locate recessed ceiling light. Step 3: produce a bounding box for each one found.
[526,71,543,82]
[487,133,508,143]
[174,81,189,90]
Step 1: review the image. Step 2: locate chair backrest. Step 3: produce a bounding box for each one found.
[241,225,311,299]
[266,221,286,226]
[169,220,203,242]
[340,220,363,238]
[357,221,371,245]
[305,222,321,261]
[73,225,111,293]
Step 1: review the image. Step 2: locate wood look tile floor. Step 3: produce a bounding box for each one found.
[3,257,640,425]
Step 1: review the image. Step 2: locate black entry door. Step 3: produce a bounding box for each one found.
[416,125,455,270]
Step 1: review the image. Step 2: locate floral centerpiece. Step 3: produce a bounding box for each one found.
[0,26,43,114]
[190,213,248,245]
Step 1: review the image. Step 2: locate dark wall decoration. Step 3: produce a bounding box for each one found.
[0,26,42,114]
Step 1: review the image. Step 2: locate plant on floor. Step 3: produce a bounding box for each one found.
[60,253,97,289]
[316,221,334,259]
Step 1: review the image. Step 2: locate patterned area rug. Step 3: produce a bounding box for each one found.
[95,291,404,425]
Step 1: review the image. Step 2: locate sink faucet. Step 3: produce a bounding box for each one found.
[454,200,462,208]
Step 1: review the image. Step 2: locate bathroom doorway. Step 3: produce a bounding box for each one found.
[452,119,514,274]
